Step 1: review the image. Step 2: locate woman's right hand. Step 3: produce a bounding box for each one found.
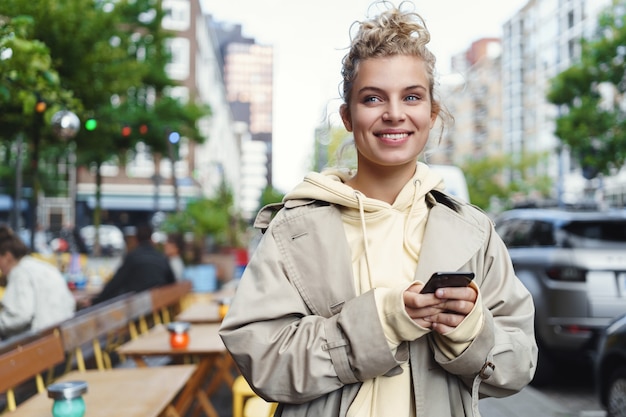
[402,283,446,328]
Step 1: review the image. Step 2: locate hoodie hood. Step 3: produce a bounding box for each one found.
[284,162,444,212]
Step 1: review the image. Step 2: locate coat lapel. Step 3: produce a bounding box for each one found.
[415,203,488,281]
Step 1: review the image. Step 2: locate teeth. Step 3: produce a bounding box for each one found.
[380,133,407,139]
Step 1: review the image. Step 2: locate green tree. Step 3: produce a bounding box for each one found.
[0,14,80,237]
[547,1,626,177]
[0,0,210,250]
[461,152,552,212]
[0,15,79,140]
[161,180,248,261]
[259,185,285,208]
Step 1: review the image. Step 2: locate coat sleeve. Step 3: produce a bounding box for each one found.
[219,211,405,404]
[431,219,538,397]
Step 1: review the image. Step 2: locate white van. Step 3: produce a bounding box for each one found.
[429,164,470,203]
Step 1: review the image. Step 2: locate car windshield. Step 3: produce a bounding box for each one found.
[560,220,626,248]
[496,216,626,249]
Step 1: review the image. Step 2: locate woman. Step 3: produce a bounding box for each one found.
[219,3,537,416]
[0,225,76,339]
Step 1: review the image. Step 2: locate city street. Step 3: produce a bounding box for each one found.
[480,362,606,417]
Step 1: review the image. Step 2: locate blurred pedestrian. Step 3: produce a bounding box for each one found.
[59,222,88,254]
[0,224,75,339]
[219,3,537,416]
[90,222,175,305]
[164,233,185,282]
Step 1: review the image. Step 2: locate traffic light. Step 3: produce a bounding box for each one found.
[168,131,180,144]
[121,125,132,137]
[139,124,148,135]
[85,118,97,131]
[35,100,47,113]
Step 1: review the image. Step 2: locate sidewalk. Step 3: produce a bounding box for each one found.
[479,386,606,417]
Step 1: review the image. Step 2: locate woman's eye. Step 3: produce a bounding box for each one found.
[363,96,381,103]
[406,94,421,102]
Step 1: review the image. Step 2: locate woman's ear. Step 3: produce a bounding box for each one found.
[430,102,441,129]
[340,104,352,132]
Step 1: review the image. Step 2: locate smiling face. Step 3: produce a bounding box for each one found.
[340,55,438,179]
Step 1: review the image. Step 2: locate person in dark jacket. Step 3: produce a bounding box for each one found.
[91,223,175,305]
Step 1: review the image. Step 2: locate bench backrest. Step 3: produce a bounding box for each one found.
[150,281,192,324]
[0,330,65,394]
[150,281,192,311]
[59,295,133,372]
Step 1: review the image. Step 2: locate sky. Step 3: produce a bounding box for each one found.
[201,0,529,192]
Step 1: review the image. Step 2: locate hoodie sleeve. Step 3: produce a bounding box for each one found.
[373,284,431,349]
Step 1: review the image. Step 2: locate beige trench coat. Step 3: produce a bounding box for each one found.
[219,192,538,417]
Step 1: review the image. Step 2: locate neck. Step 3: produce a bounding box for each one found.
[4,255,20,276]
[346,163,416,204]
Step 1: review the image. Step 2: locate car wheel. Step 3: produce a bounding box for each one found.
[607,367,626,417]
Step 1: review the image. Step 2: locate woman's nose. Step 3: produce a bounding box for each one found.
[382,103,405,122]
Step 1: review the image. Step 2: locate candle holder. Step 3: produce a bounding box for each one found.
[47,380,88,417]
[167,321,191,348]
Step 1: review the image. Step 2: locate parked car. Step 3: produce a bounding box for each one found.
[79,225,125,256]
[494,208,626,383]
[595,313,626,417]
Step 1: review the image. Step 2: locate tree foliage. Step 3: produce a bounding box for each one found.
[461,152,552,212]
[161,181,247,251]
[0,0,211,238]
[0,15,79,139]
[547,1,626,176]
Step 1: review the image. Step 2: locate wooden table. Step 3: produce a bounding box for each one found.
[116,323,234,417]
[175,301,222,324]
[10,365,196,417]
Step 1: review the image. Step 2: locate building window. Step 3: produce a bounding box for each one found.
[165,38,190,80]
[162,0,190,31]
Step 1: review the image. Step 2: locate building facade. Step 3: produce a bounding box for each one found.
[501,0,615,206]
[210,19,274,220]
[67,0,243,230]
[438,0,622,209]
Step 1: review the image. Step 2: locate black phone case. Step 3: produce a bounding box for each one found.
[420,272,475,294]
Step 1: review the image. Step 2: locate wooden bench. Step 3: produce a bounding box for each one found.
[150,281,192,325]
[59,294,132,372]
[0,330,65,412]
[125,290,153,340]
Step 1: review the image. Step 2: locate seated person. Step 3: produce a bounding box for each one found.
[0,224,76,339]
[164,233,185,282]
[91,223,175,305]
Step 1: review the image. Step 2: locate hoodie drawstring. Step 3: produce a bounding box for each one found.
[402,178,423,260]
[354,190,374,293]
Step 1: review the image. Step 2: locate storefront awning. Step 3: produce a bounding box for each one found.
[84,195,178,211]
[0,195,28,211]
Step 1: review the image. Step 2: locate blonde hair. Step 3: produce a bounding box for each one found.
[341,1,440,116]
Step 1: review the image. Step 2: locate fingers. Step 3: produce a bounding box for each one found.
[403,285,477,333]
[434,286,477,303]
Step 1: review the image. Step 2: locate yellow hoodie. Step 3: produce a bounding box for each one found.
[284,162,484,417]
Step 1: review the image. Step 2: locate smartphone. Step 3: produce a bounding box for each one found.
[420,272,475,294]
